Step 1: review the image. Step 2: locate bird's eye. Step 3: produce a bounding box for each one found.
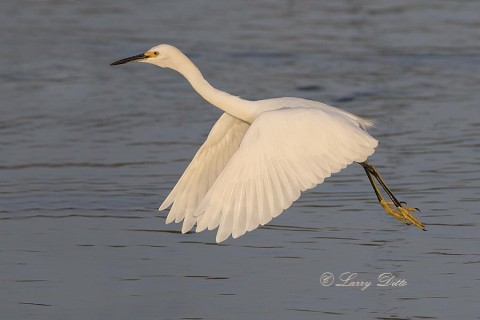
[154,51,159,56]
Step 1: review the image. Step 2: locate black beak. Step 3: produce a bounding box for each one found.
[110,53,147,66]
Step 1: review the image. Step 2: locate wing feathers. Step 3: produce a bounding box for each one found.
[193,107,377,242]
[162,106,377,242]
[160,113,250,230]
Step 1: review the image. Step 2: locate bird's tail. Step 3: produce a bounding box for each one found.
[358,116,375,130]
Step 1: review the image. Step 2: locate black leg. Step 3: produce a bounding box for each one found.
[360,162,403,207]
[359,161,426,230]
[362,165,382,202]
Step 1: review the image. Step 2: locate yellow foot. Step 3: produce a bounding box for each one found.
[379,200,426,231]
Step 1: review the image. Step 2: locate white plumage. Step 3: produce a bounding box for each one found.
[161,97,378,242]
[162,106,377,242]
[111,44,387,242]
[193,107,377,242]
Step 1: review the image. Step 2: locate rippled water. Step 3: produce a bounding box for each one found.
[1,1,479,319]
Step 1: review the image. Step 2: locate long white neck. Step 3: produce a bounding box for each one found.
[168,53,258,123]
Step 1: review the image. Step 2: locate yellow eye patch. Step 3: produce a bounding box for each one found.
[144,51,158,58]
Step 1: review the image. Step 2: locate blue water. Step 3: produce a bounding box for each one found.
[1,1,479,319]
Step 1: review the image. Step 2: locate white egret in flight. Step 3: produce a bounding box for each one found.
[111,44,425,242]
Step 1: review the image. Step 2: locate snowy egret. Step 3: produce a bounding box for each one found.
[111,44,425,242]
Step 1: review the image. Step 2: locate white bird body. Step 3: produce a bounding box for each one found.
[111,44,425,242]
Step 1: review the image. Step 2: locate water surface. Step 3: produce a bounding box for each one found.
[1,1,479,319]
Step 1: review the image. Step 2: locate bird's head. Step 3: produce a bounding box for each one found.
[110,44,183,69]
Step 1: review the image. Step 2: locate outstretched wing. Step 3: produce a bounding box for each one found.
[159,113,250,232]
[193,107,379,242]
